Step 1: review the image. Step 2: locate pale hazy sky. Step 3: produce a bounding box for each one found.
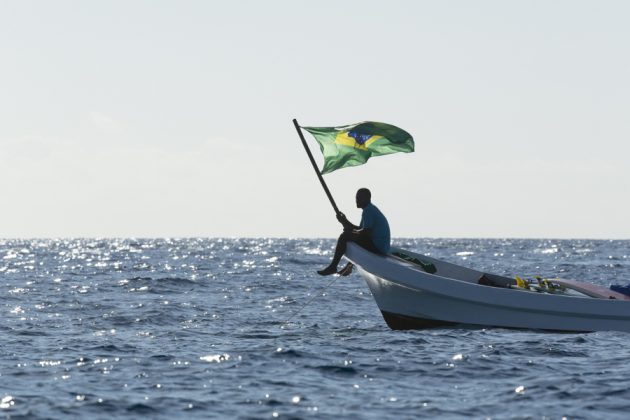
[1,1,629,238]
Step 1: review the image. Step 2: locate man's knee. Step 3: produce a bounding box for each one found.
[340,231,359,245]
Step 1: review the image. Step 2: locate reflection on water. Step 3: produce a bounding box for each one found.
[0,238,630,418]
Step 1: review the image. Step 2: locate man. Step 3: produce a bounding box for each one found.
[317,188,390,276]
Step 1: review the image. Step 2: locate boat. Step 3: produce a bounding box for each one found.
[344,243,630,332]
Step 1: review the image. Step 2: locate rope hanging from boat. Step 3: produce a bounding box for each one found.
[281,276,341,327]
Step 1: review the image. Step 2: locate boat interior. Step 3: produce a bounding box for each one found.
[390,246,516,286]
[387,246,614,299]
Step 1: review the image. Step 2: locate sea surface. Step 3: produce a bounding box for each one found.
[2,238,630,419]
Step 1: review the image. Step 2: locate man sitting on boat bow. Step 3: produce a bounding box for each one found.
[318,188,391,276]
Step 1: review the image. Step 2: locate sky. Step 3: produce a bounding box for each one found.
[1,0,629,239]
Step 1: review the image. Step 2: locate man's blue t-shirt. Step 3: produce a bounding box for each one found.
[360,203,391,254]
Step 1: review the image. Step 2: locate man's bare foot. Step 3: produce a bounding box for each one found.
[317,265,337,276]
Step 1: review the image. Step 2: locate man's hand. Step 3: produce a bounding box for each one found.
[337,212,354,232]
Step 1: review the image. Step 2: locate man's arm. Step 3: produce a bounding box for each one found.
[336,212,359,231]
[356,207,374,236]
[353,227,372,238]
[338,213,372,238]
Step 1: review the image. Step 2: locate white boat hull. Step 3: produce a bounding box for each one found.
[345,244,630,332]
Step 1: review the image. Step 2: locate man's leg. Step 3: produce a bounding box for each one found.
[317,231,352,275]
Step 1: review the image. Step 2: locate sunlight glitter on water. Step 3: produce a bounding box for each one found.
[199,354,231,363]
[301,246,329,256]
[38,360,61,367]
[2,238,630,419]
[0,396,15,409]
[9,306,24,314]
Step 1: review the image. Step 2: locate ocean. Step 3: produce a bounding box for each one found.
[2,238,630,419]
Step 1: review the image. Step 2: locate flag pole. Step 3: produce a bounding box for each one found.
[293,118,341,216]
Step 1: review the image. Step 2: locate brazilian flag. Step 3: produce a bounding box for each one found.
[303,121,414,174]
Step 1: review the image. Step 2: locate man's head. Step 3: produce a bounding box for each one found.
[356,188,371,209]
